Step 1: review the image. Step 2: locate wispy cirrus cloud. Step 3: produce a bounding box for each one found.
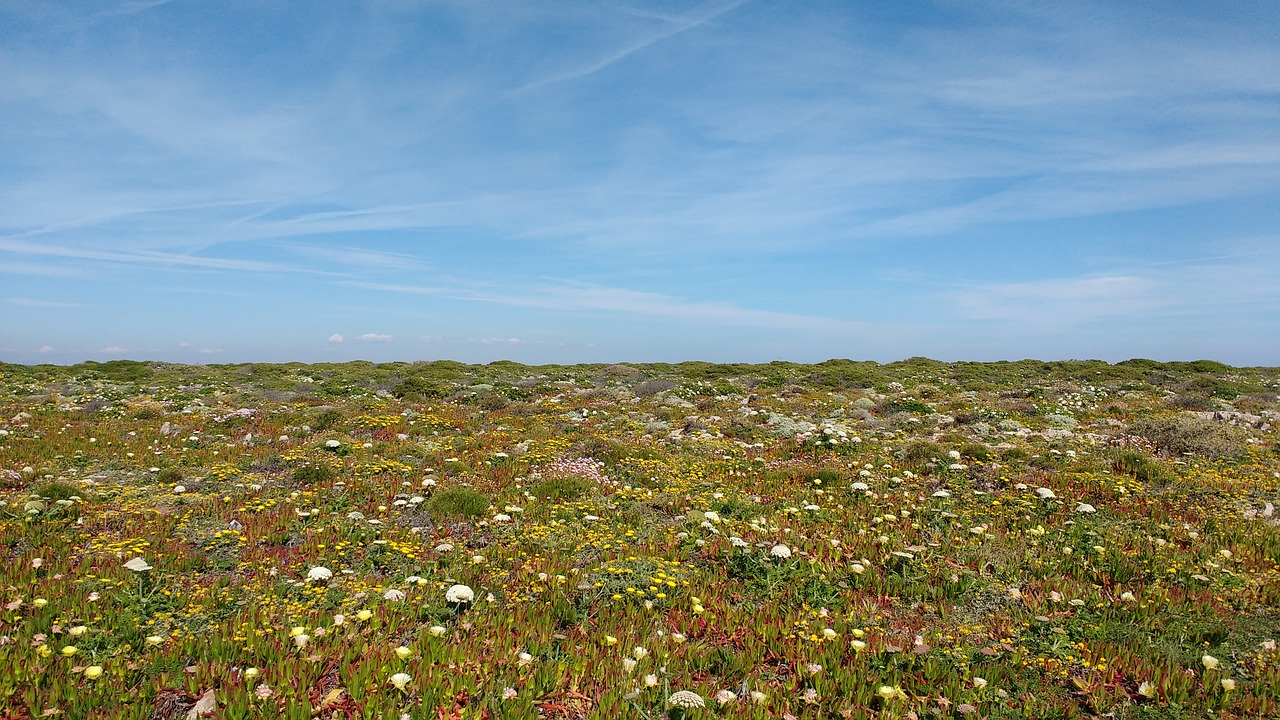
[347,278,863,333]
[6,297,82,308]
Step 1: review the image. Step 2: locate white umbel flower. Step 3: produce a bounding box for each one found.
[306,566,333,582]
[445,584,475,604]
[123,557,153,572]
[769,544,792,559]
[667,690,705,708]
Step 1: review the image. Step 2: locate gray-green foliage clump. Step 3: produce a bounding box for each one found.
[1128,416,1247,460]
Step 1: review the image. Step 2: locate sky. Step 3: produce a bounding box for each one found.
[2,0,1279,367]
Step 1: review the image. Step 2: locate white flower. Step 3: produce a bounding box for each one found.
[715,689,737,704]
[1201,654,1220,670]
[325,440,342,448]
[445,584,475,604]
[1075,502,1097,513]
[622,658,637,673]
[851,482,869,491]
[932,490,951,498]
[434,543,454,553]
[948,450,962,460]
[1220,678,1236,691]
[769,544,792,559]
[293,633,310,648]
[390,672,411,690]
[750,690,766,703]
[1036,487,1057,500]
[973,676,988,689]
[667,690,705,709]
[306,566,333,582]
[1138,680,1157,698]
[123,557,153,572]
[493,513,511,522]
[703,511,721,523]
[383,588,406,602]
[427,625,447,637]
[632,646,649,660]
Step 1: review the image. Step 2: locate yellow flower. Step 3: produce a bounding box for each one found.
[356,609,373,622]
[68,625,88,637]
[145,635,164,646]
[83,665,103,680]
[244,667,260,680]
[1221,678,1236,692]
[61,646,78,657]
[395,646,412,659]
[605,635,618,646]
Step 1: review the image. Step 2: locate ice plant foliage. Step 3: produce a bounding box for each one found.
[0,359,1277,718]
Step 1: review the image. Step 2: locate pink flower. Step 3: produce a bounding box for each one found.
[254,684,273,699]
[502,687,518,700]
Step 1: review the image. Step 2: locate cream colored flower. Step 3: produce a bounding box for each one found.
[667,690,705,708]
[1202,654,1220,671]
[390,672,411,690]
[83,665,103,680]
[445,584,475,604]
[123,557,153,572]
[1138,680,1156,698]
[1221,678,1236,691]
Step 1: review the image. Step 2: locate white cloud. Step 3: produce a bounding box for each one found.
[198,348,224,354]
[346,280,863,333]
[950,276,1161,326]
[37,345,53,354]
[328,333,344,344]
[102,346,127,354]
[6,297,82,308]
[358,333,393,343]
[178,341,191,348]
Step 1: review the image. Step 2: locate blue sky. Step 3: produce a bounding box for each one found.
[3,0,1279,366]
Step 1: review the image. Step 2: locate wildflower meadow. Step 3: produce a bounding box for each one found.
[1,358,1277,719]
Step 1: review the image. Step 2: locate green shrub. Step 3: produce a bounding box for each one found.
[959,443,993,462]
[529,475,593,503]
[427,487,491,519]
[31,479,82,502]
[1112,451,1173,486]
[896,440,945,465]
[155,468,184,484]
[312,408,343,431]
[1000,447,1030,463]
[292,464,334,484]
